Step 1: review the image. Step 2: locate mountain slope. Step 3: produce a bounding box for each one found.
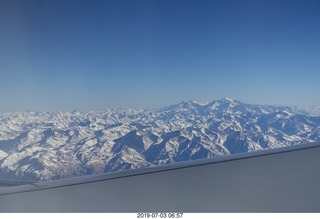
[0,98,319,181]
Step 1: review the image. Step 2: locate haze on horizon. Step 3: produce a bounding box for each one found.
[0,0,320,112]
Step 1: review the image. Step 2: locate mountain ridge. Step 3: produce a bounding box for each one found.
[0,98,319,181]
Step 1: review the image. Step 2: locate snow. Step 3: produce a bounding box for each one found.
[0,150,7,160]
[0,98,319,181]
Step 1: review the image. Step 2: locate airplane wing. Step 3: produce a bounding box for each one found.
[0,142,320,212]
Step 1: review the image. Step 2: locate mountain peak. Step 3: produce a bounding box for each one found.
[0,98,319,181]
[179,98,241,107]
[179,100,206,106]
[219,97,239,103]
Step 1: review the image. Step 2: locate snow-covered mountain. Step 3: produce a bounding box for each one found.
[0,98,319,181]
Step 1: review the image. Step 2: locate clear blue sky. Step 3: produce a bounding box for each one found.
[0,0,319,112]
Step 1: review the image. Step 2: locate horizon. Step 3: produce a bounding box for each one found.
[1,0,320,112]
[0,97,319,114]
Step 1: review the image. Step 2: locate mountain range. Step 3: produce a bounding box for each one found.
[0,98,319,181]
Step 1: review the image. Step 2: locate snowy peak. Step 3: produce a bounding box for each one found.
[205,97,243,114]
[162,98,244,115]
[164,100,204,111]
[218,97,241,104]
[0,98,319,181]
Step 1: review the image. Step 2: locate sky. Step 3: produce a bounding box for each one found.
[0,0,320,112]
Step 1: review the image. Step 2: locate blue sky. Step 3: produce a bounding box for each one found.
[0,0,319,112]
